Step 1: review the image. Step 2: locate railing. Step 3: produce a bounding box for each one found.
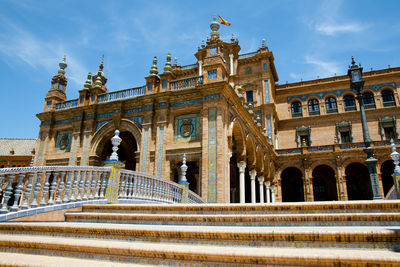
[383,101,396,107]
[238,52,257,59]
[364,103,376,109]
[344,106,357,112]
[291,112,303,118]
[55,99,79,110]
[180,64,197,70]
[170,76,203,91]
[0,165,204,219]
[326,108,338,114]
[98,86,146,103]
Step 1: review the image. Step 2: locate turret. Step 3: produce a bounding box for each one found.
[43,56,68,111]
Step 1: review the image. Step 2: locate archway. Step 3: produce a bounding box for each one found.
[380,160,394,197]
[345,162,372,200]
[281,167,304,202]
[98,131,138,170]
[312,165,338,201]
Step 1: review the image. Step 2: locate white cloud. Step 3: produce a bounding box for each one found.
[304,55,341,78]
[315,22,367,36]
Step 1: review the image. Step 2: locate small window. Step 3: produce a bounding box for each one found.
[148,82,153,92]
[162,80,167,89]
[263,63,268,71]
[325,97,338,113]
[296,125,311,147]
[222,73,225,80]
[382,90,396,107]
[59,84,65,90]
[91,94,95,102]
[209,47,217,55]
[291,101,302,118]
[52,83,58,89]
[80,96,84,104]
[343,95,356,111]
[246,91,254,103]
[340,131,351,143]
[308,99,320,116]
[363,92,375,109]
[208,70,217,80]
[245,67,252,74]
[384,127,396,140]
[46,101,52,109]
[300,135,310,147]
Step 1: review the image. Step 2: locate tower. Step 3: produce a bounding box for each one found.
[43,56,68,111]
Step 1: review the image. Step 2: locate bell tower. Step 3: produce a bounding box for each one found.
[43,56,68,111]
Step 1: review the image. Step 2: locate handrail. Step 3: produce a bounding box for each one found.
[385,186,397,200]
[98,86,146,103]
[0,165,204,218]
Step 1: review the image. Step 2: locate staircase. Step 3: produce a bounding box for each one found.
[0,200,399,266]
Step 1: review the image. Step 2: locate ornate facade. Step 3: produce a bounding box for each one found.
[35,18,399,203]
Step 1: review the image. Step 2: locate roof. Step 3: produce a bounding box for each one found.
[0,139,37,156]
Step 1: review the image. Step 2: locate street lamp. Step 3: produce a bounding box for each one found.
[347,57,382,199]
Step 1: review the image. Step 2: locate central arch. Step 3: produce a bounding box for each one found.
[345,162,372,200]
[312,165,338,201]
[281,167,304,202]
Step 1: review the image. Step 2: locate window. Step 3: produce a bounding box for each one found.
[300,135,310,147]
[291,101,302,118]
[382,90,396,107]
[308,99,320,116]
[208,70,217,80]
[80,96,84,104]
[46,101,52,110]
[263,63,268,71]
[264,80,270,103]
[296,125,311,147]
[52,83,58,89]
[91,94,95,102]
[343,95,356,111]
[148,82,153,92]
[246,90,254,103]
[384,127,396,140]
[336,121,353,144]
[379,116,398,140]
[245,67,252,74]
[59,84,65,90]
[325,97,338,113]
[363,92,375,109]
[209,47,217,55]
[162,80,167,89]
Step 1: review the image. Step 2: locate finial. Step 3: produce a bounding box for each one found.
[231,34,235,43]
[201,40,205,48]
[84,72,92,89]
[110,130,122,161]
[149,56,158,75]
[99,55,104,71]
[173,57,177,67]
[164,53,172,72]
[179,153,188,184]
[210,15,220,39]
[262,39,266,48]
[57,56,67,75]
[351,56,355,66]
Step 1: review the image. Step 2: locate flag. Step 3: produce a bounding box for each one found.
[219,16,231,26]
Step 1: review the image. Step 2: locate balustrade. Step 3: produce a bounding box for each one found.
[97,86,145,103]
[170,76,203,91]
[55,99,78,110]
[0,166,204,218]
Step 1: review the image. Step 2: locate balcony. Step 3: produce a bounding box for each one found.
[308,110,320,116]
[383,101,396,107]
[364,103,376,109]
[292,112,303,118]
[326,108,338,114]
[344,105,357,112]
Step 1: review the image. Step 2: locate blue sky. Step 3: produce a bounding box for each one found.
[1,0,399,138]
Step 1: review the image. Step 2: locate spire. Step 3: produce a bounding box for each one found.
[50,56,68,92]
[164,53,172,73]
[149,56,158,75]
[92,56,108,87]
[83,72,92,90]
[210,15,220,39]
[262,39,266,48]
[173,57,177,67]
[58,56,67,75]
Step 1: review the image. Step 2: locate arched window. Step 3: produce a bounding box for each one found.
[381,89,396,107]
[363,92,375,109]
[291,101,302,118]
[343,95,356,111]
[325,97,338,113]
[308,99,320,116]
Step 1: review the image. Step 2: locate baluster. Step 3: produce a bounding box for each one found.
[63,171,73,203]
[70,171,79,202]
[56,171,66,204]
[140,176,145,199]
[125,174,132,199]
[11,173,25,211]
[21,172,34,209]
[76,170,85,201]
[118,173,126,199]
[0,174,14,213]
[100,172,107,199]
[89,171,96,200]
[40,171,52,207]
[48,171,59,205]
[128,174,134,199]
[123,174,129,199]
[83,171,90,201]
[95,172,102,199]
[132,174,137,198]
[31,171,43,208]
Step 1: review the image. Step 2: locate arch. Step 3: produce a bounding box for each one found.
[255,146,264,173]
[245,134,257,167]
[381,89,396,107]
[380,160,395,197]
[229,118,246,160]
[290,100,303,118]
[281,167,304,202]
[312,165,338,201]
[345,162,373,200]
[378,85,396,94]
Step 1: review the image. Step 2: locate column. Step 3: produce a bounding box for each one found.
[264,181,271,203]
[198,60,203,76]
[238,162,246,203]
[271,185,276,203]
[250,169,257,204]
[229,54,234,75]
[258,176,264,203]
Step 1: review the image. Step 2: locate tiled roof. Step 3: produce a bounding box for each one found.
[0,139,37,156]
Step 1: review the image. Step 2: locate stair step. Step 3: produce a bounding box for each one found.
[81,200,400,214]
[0,233,399,266]
[1,222,399,250]
[0,252,152,267]
[65,211,400,226]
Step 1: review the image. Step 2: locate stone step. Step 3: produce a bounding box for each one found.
[0,233,399,266]
[65,211,400,226]
[81,200,400,215]
[1,222,399,251]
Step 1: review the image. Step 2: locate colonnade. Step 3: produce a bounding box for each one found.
[236,162,275,204]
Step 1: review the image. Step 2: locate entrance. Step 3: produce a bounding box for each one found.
[281,167,304,202]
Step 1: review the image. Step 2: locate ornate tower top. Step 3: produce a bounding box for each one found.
[58,56,67,75]
[150,56,158,75]
[92,56,108,88]
[210,16,220,40]
[163,53,172,73]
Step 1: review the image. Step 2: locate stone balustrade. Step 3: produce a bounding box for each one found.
[180,63,197,70]
[170,76,203,91]
[238,51,257,59]
[0,165,204,219]
[55,99,78,110]
[98,86,146,103]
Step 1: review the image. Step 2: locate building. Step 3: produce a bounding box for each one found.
[0,139,36,168]
[34,17,399,203]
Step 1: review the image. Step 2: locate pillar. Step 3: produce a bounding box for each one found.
[199,60,203,76]
[250,169,257,204]
[265,181,271,203]
[271,185,276,203]
[258,176,264,203]
[238,162,246,203]
[229,54,234,75]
